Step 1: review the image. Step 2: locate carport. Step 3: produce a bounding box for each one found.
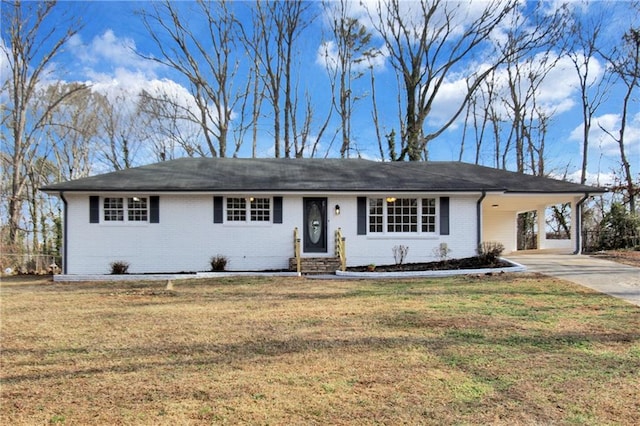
[481,192,591,254]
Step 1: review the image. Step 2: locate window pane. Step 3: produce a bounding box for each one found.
[227,198,246,221]
[369,198,383,232]
[387,198,417,232]
[127,197,148,221]
[422,198,436,233]
[103,197,124,221]
[250,198,270,221]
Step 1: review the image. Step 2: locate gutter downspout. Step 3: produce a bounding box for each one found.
[574,192,589,255]
[476,190,487,248]
[60,191,68,275]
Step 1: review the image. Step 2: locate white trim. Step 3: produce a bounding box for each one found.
[367,196,440,236]
[101,195,150,225]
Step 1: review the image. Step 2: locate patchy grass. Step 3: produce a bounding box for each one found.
[1,274,639,425]
[591,249,640,267]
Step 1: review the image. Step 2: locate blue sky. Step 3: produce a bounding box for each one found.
[2,0,639,186]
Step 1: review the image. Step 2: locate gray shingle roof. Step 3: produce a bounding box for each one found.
[41,158,604,194]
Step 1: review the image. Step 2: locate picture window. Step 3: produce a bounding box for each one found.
[368,197,437,234]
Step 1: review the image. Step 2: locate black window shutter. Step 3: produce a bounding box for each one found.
[150,196,160,223]
[357,197,367,235]
[440,197,450,235]
[213,196,223,223]
[273,196,283,224]
[89,196,99,223]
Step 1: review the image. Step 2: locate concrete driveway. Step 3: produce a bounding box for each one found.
[507,253,640,307]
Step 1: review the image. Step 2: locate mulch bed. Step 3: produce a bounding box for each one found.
[347,256,511,272]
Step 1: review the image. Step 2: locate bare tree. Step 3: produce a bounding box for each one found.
[25,156,58,260]
[321,0,379,158]
[367,0,520,161]
[93,90,149,171]
[139,0,246,157]
[566,11,611,185]
[459,2,569,174]
[242,0,317,158]
[501,51,562,175]
[601,27,640,213]
[369,66,387,160]
[45,82,97,180]
[138,88,205,160]
[1,0,82,247]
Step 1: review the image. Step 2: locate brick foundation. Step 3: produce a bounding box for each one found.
[289,257,341,274]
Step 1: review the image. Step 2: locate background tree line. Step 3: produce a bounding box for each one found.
[1,0,638,269]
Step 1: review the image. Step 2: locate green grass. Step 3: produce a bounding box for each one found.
[1,273,639,425]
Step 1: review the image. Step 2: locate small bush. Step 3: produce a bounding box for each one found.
[432,243,452,261]
[210,255,228,271]
[110,261,130,275]
[392,245,409,265]
[477,241,504,262]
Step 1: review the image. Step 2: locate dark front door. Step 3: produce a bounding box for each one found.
[303,198,327,253]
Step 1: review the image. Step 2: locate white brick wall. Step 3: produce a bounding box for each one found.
[483,210,517,253]
[64,193,480,274]
[339,195,478,267]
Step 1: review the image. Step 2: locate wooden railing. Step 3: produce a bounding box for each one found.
[335,227,346,272]
[293,227,301,275]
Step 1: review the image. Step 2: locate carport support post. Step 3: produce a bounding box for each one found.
[574,194,589,255]
[537,205,546,250]
[476,191,486,247]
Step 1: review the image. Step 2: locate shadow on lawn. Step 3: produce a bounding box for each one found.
[4,320,639,385]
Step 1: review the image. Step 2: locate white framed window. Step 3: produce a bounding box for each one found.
[250,198,271,222]
[127,197,148,221]
[104,197,124,221]
[226,197,247,221]
[369,198,384,233]
[422,198,436,233]
[387,198,418,233]
[103,197,148,222]
[368,197,437,234]
[227,197,271,223]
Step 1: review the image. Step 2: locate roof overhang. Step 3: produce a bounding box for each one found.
[482,192,592,213]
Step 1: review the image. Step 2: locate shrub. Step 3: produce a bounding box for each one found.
[110,261,130,275]
[597,203,640,250]
[392,245,409,265]
[210,255,228,271]
[432,243,452,261]
[477,241,504,262]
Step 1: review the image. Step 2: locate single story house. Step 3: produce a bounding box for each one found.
[41,158,604,275]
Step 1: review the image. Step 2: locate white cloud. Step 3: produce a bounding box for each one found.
[569,112,640,178]
[68,30,160,80]
[64,30,190,114]
[563,169,617,187]
[424,77,469,127]
[316,40,386,73]
[424,51,581,128]
[0,39,11,101]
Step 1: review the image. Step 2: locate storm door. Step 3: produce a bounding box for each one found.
[303,198,327,253]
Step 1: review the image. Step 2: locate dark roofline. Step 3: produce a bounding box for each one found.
[40,158,606,195]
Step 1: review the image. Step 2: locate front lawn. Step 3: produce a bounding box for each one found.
[1,274,639,425]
